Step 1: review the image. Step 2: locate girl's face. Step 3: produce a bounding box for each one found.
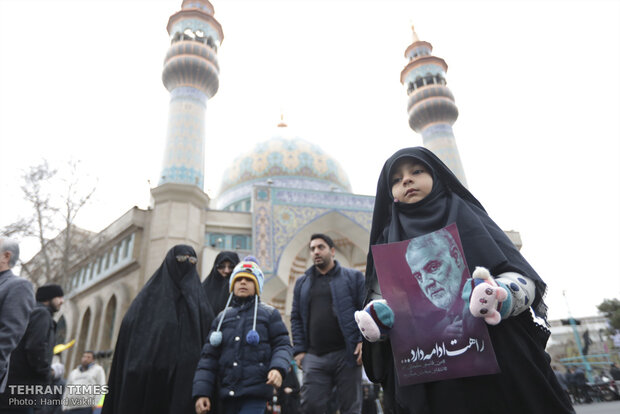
[390,158,433,204]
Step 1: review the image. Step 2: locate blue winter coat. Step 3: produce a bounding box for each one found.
[192,296,292,402]
[290,261,365,367]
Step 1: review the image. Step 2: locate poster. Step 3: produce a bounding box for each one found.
[371,223,499,386]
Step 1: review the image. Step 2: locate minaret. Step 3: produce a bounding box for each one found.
[146,0,223,280]
[159,0,223,189]
[400,26,467,186]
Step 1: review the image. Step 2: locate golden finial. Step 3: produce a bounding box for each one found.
[277,112,287,128]
[410,22,419,43]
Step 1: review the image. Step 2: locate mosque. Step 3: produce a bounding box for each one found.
[27,0,515,370]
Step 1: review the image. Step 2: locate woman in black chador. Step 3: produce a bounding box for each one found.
[202,251,240,315]
[361,147,574,414]
[102,245,214,414]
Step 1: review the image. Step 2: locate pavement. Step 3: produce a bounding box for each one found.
[573,400,620,414]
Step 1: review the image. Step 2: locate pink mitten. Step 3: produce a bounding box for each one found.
[354,299,394,342]
[469,267,508,325]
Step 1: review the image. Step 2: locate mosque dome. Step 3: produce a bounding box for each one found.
[216,124,352,211]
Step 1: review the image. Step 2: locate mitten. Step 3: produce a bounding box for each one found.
[354,299,394,342]
[468,267,508,325]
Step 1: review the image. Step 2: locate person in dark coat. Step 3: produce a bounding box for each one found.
[360,147,574,414]
[361,381,378,414]
[0,284,63,413]
[573,367,591,403]
[202,251,241,414]
[39,362,65,414]
[202,251,240,315]
[102,245,214,414]
[0,237,35,395]
[290,234,365,414]
[277,362,301,414]
[193,260,292,414]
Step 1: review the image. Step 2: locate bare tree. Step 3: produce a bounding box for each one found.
[58,160,97,287]
[1,159,98,288]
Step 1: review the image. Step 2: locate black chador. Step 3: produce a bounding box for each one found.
[102,245,214,414]
[202,251,240,315]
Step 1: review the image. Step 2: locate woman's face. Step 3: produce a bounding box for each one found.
[217,260,234,278]
[390,158,433,204]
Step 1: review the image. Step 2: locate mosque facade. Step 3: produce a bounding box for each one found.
[26,0,478,371]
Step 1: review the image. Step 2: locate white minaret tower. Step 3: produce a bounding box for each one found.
[146,0,223,279]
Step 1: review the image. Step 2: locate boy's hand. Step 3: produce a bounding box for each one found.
[354,341,363,365]
[195,396,211,414]
[266,369,283,388]
[294,352,305,369]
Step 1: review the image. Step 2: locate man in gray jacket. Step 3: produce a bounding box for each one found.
[0,237,35,394]
[0,284,64,412]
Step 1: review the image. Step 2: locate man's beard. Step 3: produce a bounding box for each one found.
[314,257,329,270]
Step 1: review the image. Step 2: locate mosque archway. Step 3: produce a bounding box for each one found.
[272,210,369,323]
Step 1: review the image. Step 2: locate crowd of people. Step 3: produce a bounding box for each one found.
[0,237,108,414]
[2,146,614,413]
[553,363,620,404]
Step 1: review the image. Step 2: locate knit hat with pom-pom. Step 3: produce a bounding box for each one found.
[210,260,265,347]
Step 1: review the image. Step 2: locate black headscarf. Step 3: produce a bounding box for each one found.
[366,146,547,320]
[102,245,214,414]
[202,251,240,315]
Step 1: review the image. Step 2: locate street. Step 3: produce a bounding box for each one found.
[574,400,620,414]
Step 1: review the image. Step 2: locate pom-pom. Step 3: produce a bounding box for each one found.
[246,329,260,345]
[210,331,223,347]
[243,255,260,265]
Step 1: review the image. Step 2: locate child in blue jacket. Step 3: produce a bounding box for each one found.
[193,260,292,414]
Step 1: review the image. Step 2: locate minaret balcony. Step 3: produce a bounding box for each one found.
[162,40,220,97]
[407,95,459,132]
[406,84,455,111]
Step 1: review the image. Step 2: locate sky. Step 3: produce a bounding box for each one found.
[0,0,618,320]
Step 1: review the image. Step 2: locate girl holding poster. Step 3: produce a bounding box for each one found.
[359,147,574,413]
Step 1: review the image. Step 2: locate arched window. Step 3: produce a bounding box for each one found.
[74,308,91,368]
[206,37,217,52]
[90,305,101,351]
[56,315,66,346]
[100,296,117,351]
[183,28,195,40]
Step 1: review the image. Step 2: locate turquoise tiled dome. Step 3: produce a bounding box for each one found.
[217,129,352,210]
[220,136,351,193]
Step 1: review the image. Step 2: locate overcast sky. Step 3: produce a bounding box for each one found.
[0,0,618,320]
